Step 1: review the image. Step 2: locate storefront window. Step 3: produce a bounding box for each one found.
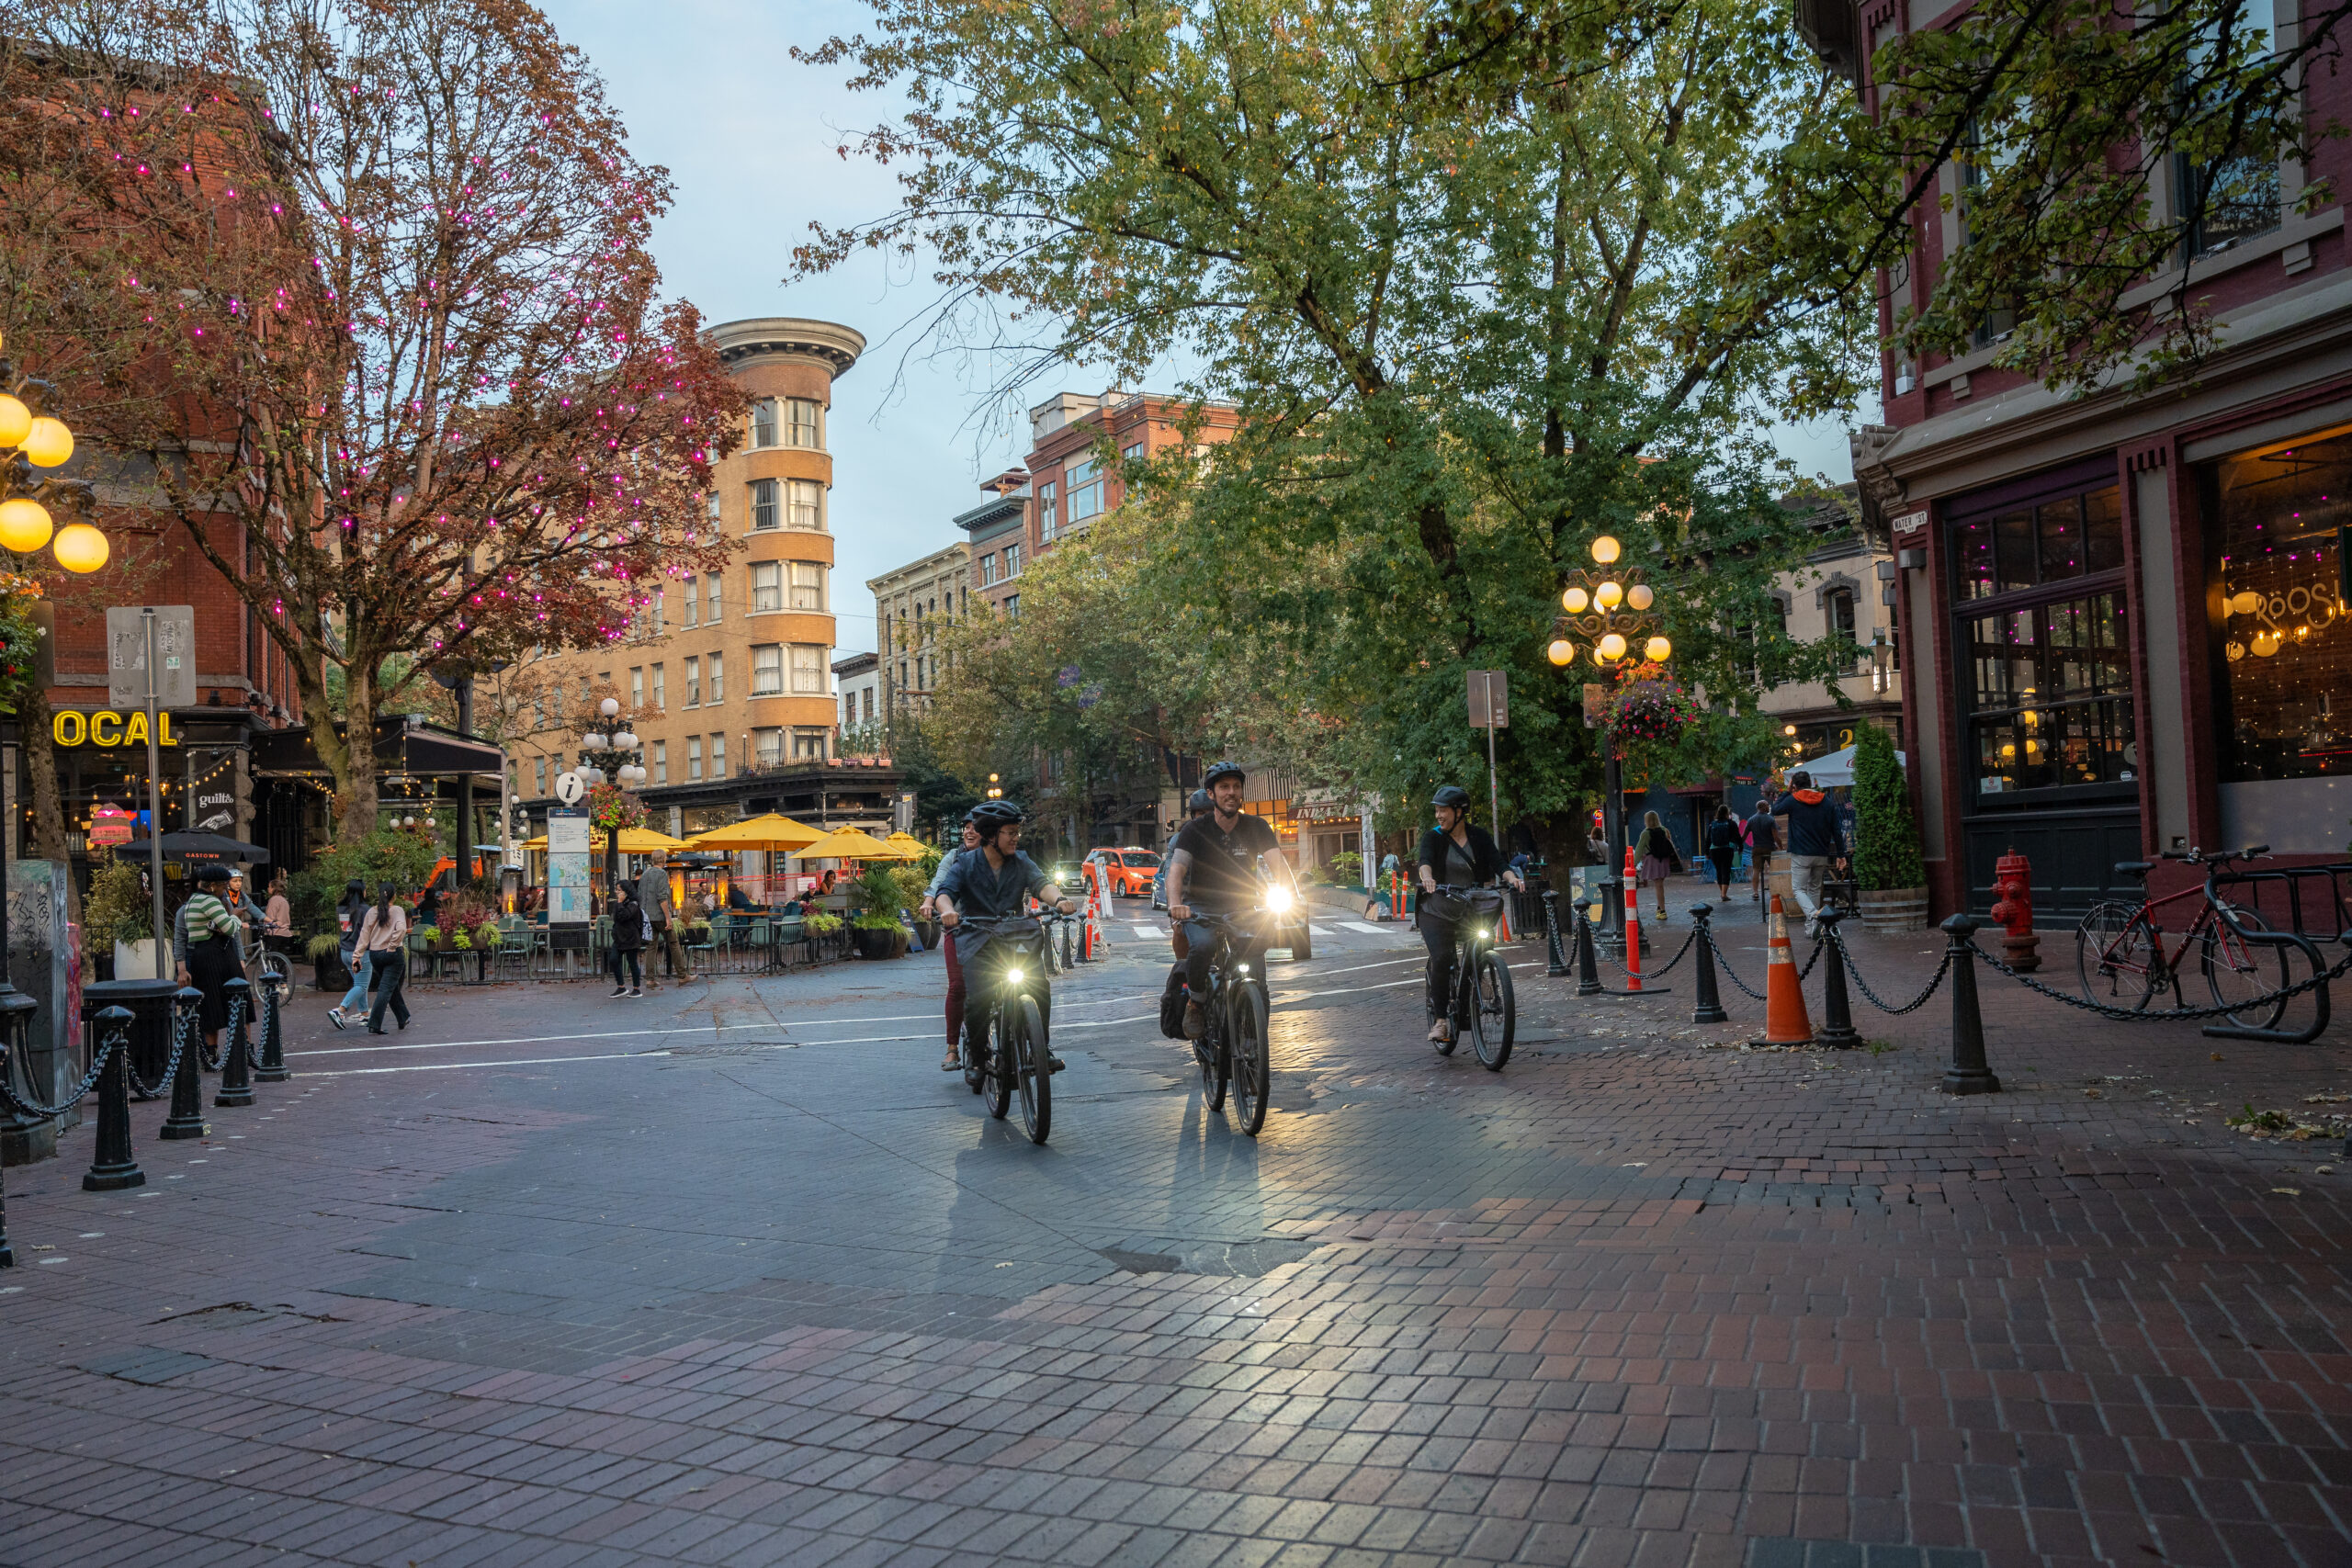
[2210,430,2352,782]
[1951,479,2134,798]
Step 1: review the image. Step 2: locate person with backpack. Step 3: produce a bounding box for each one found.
[1704,805,1743,899]
[1632,810,1683,920]
[609,886,647,998]
[1746,798,1779,905]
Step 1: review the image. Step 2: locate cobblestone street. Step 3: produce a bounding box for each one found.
[3,906,2348,1568]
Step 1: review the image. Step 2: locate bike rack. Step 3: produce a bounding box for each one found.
[2199,863,2350,1043]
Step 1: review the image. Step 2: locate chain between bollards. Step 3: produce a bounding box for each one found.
[216,980,254,1109]
[82,1010,145,1191]
[1687,905,1728,1023]
[254,972,290,1083]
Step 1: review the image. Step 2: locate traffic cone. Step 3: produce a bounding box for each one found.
[1752,895,1813,1046]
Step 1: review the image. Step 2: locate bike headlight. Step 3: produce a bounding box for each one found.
[1006,968,1023,984]
[1266,886,1294,912]
[1477,928,1489,940]
[1237,964,1250,976]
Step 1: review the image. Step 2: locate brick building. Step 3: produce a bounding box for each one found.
[867,542,971,725]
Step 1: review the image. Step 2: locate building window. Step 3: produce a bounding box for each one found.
[650,663,664,710]
[531,693,544,729]
[751,398,777,448]
[1825,588,1861,673]
[1038,480,1057,541]
[1123,440,1144,462]
[1005,593,1019,619]
[792,643,825,694]
[687,736,702,781]
[650,587,664,634]
[684,656,701,707]
[706,572,722,623]
[978,552,997,587]
[651,739,666,784]
[683,576,698,626]
[752,560,782,612]
[751,479,778,531]
[863,687,875,721]
[705,492,720,525]
[752,643,784,695]
[534,757,548,795]
[1066,457,1102,525]
[629,667,643,707]
[707,652,724,704]
[793,727,829,759]
[787,398,822,448]
[1952,487,2126,602]
[756,727,784,766]
[790,560,824,610]
[787,479,823,531]
[2209,429,2352,784]
[709,734,725,780]
[1006,543,1023,576]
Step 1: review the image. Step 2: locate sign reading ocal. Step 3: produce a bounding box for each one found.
[52,711,181,748]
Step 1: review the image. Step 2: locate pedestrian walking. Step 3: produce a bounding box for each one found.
[351,886,412,1034]
[1704,805,1742,899]
[1773,769,1847,938]
[328,878,372,1030]
[637,860,685,987]
[1633,811,1680,919]
[1746,799,1778,905]
[609,886,646,998]
[173,863,245,1060]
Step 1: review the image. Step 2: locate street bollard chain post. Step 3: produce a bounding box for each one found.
[1939,915,2001,1096]
[162,990,209,1140]
[1705,926,1767,1001]
[1542,889,1570,977]
[215,980,254,1109]
[1812,910,1863,1049]
[82,1009,145,1191]
[1573,905,1604,998]
[1828,926,1954,1016]
[1687,905,1729,1023]
[255,975,290,1083]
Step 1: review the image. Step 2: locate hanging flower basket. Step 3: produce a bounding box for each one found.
[1605,664,1701,750]
[589,783,647,833]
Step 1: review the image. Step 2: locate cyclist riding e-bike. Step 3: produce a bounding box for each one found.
[1417,785,1523,1044]
[1167,761,1290,1041]
[935,800,1079,1073]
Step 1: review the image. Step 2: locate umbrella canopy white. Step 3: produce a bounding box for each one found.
[1802,743,1905,789]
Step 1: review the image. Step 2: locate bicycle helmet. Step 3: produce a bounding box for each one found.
[970,799,1025,832]
[1431,784,1472,811]
[1203,760,1246,789]
[1186,788,1213,815]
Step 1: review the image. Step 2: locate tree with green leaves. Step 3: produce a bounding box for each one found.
[1849,722,1925,891]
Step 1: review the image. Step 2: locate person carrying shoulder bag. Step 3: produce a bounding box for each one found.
[351,886,412,1034]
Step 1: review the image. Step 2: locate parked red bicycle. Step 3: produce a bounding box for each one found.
[2075,845,2290,1029]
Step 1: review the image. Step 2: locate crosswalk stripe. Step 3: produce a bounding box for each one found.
[1131,925,1163,940]
[1340,920,1398,934]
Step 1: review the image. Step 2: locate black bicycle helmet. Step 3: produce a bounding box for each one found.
[970,799,1025,832]
[1203,760,1246,788]
[1431,784,1472,810]
[1186,788,1213,814]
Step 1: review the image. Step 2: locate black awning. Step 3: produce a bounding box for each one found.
[250,717,503,779]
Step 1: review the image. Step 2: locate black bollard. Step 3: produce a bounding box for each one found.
[254,976,290,1084]
[1542,889,1571,976]
[1815,910,1862,1049]
[82,1009,145,1191]
[1573,905,1604,998]
[0,989,28,1266]
[215,979,254,1109]
[1688,905,1729,1023]
[160,988,209,1141]
[1939,914,2001,1095]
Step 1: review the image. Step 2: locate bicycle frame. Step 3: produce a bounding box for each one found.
[2097,873,2256,992]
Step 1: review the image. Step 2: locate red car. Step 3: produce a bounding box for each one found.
[1083,847,1159,898]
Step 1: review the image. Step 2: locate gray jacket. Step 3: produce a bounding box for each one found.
[637,863,673,928]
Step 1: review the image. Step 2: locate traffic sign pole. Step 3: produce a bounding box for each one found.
[143,610,165,978]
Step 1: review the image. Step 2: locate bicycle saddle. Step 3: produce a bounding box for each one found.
[2113,861,2154,879]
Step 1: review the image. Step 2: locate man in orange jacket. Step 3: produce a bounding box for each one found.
[1772,769,1847,940]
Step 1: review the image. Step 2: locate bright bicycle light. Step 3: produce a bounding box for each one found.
[1477,928,1490,940]
[1237,964,1250,976]
[1006,969,1023,984]
[1266,885,1294,912]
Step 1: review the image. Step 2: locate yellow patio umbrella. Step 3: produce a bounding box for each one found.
[685,812,827,852]
[520,828,685,853]
[791,827,922,862]
[884,831,930,854]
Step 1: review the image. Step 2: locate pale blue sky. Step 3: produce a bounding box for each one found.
[541,0,1860,656]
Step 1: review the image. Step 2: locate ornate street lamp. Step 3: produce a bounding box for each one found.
[1546,535,1672,933]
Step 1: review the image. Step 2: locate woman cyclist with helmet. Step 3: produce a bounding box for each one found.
[921,810,984,1073]
[934,799,1080,1072]
[1416,785,1524,1044]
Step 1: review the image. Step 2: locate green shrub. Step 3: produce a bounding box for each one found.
[290,829,440,936]
[1325,850,1363,886]
[474,921,502,947]
[850,863,917,931]
[1850,725,1926,891]
[304,933,343,964]
[804,910,842,934]
[416,925,442,945]
[84,863,153,953]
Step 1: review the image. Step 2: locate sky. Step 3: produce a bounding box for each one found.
[540,0,1862,658]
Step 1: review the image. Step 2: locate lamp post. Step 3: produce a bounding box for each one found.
[577,695,645,900]
[1546,534,1671,942]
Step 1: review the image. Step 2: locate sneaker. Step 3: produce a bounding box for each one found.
[1047,1054,1067,1073]
[1182,1000,1204,1040]
[628,987,642,998]
[1428,1020,1452,1043]
[610,986,628,997]
[327,1008,346,1032]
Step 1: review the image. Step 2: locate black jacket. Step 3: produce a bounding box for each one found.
[1416,825,1505,889]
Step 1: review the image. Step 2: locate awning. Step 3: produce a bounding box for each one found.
[250,716,503,779]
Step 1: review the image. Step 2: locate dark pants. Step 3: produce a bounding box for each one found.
[367,950,410,1031]
[1417,908,1460,1020]
[943,935,965,1047]
[1709,848,1736,888]
[1180,915,1265,1001]
[612,947,642,988]
[959,937,1050,1055]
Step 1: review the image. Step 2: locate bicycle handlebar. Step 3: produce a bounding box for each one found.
[2158,844,2271,866]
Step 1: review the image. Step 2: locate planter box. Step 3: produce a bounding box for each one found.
[1859,886,1930,933]
[113,939,161,983]
[852,926,909,960]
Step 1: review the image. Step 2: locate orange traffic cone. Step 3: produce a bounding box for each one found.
[1752,895,1813,1046]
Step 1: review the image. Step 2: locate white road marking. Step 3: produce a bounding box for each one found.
[1132,925,1164,940]
[1340,921,1402,935]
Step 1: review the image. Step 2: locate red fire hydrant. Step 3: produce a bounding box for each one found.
[1988,848,2041,972]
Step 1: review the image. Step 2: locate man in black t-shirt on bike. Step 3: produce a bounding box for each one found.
[1166,760,1291,1041]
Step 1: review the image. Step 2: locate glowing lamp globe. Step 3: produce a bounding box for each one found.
[599,696,620,718]
[1597,632,1628,661]
[51,522,108,573]
[1561,586,1589,613]
[1589,535,1621,565]
[0,498,53,554]
[1596,580,1623,609]
[1547,638,1574,666]
[1644,636,1672,662]
[613,729,638,750]
[1627,582,1655,611]
[0,394,30,449]
[20,417,73,468]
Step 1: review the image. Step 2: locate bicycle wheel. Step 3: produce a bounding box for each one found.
[2202,908,2290,1031]
[1201,989,1228,1111]
[1229,981,1271,1135]
[2075,902,2158,1010]
[1472,950,1515,1071]
[1014,995,1050,1145]
[984,1006,1012,1120]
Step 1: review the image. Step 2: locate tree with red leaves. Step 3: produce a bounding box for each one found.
[2,0,742,840]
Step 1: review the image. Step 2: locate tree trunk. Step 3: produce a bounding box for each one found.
[300,654,380,844]
[20,681,77,928]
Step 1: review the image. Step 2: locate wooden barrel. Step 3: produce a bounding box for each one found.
[1859,886,1930,933]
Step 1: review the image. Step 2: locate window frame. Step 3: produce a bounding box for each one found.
[752,643,784,696]
[751,560,783,613]
[750,478,778,532]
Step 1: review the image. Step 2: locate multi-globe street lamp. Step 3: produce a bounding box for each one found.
[1544,535,1671,930]
[575,694,646,899]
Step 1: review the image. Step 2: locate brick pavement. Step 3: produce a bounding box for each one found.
[0,911,2346,1568]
